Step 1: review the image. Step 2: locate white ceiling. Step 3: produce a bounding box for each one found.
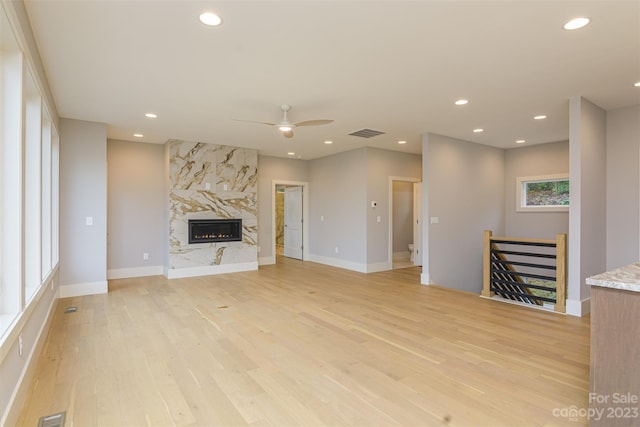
[24,1,640,160]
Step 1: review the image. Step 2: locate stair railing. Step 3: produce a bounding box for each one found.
[482,230,566,313]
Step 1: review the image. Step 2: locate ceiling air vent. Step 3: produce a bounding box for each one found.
[348,128,386,138]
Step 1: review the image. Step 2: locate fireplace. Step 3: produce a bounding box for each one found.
[188,219,242,244]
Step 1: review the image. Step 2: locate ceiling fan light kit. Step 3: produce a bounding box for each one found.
[277,105,293,132]
[235,104,334,138]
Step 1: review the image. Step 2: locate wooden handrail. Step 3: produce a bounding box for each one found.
[482,230,567,313]
[488,235,557,245]
[482,230,493,298]
[554,233,566,313]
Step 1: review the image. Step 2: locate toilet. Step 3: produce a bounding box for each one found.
[408,243,414,262]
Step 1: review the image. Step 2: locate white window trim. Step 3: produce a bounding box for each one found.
[516,173,569,213]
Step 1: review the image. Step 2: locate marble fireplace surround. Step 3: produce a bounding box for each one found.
[166,140,258,279]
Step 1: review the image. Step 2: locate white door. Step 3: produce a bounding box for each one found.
[413,182,422,266]
[284,186,303,259]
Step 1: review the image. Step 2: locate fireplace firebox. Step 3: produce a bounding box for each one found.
[188,219,242,244]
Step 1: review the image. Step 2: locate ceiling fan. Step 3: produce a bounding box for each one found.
[234,104,333,138]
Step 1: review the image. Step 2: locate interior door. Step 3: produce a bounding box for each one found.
[284,186,303,260]
[413,182,422,266]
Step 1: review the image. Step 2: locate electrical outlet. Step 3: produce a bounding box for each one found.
[18,335,23,357]
[335,246,339,254]
[143,252,149,261]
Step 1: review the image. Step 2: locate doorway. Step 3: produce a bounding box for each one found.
[272,180,309,262]
[389,177,422,269]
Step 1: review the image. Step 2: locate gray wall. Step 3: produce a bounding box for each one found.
[606,104,640,269]
[258,149,420,270]
[568,97,607,315]
[504,141,569,238]
[393,181,413,253]
[424,133,505,293]
[256,155,309,261]
[107,139,164,273]
[309,149,368,265]
[59,118,107,290]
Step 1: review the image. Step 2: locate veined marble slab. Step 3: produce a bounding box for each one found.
[586,262,640,293]
[167,140,258,274]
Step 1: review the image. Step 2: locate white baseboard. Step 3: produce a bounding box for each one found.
[308,255,393,273]
[59,280,108,298]
[309,254,367,273]
[366,261,392,273]
[166,261,258,279]
[566,297,591,317]
[393,251,410,261]
[420,272,431,285]
[258,256,275,266]
[107,265,164,280]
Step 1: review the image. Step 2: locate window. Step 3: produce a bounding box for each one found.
[51,126,60,268]
[516,174,569,212]
[0,6,60,338]
[41,108,52,281]
[25,70,42,301]
[1,8,24,330]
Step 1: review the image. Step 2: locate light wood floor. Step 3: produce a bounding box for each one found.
[18,257,590,426]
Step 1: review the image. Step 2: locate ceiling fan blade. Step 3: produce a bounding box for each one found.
[232,118,277,126]
[294,119,334,127]
[283,130,294,138]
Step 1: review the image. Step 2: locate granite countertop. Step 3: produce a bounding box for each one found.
[586,262,640,293]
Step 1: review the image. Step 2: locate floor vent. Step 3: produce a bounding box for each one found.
[348,128,386,138]
[38,411,66,427]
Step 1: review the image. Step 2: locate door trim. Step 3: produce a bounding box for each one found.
[272,179,309,262]
[283,186,303,260]
[388,176,421,270]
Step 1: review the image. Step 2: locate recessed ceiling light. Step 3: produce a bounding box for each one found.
[563,17,590,30]
[133,133,144,138]
[145,113,157,118]
[324,140,333,144]
[398,140,407,144]
[635,81,640,87]
[516,139,526,144]
[455,99,469,106]
[199,12,222,26]
[534,115,547,120]
[287,152,295,156]
[473,128,484,133]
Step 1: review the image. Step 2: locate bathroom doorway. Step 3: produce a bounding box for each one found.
[389,177,422,269]
[272,180,309,262]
